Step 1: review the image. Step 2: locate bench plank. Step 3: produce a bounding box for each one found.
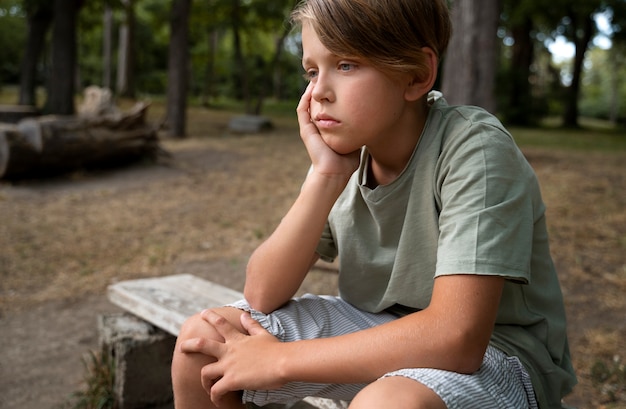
[108,274,243,336]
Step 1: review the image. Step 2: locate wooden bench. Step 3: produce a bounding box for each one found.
[106,274,348,409]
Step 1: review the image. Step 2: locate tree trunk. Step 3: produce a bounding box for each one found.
[201,29,219,107]
[231,0,252,113]
[103,5,113,90]
[43,0,82,115]
[166,0,192,138]
[0,102,159,179]
[507,16,535,125]
[252,0,298,114]
[608,49,623,125]
[562,13,594,128]
[253,28,291,115]
[116,0,136,98]
[441,0,500,113]
[18,5,54,106]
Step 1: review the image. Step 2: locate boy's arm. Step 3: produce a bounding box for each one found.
[278,274,505,382]
[244,171,346,313]
[244,83,359,313]
[196,273,504,404]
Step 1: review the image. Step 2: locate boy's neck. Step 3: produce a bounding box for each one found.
[366,99,430,188]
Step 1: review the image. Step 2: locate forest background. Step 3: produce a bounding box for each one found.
[0,0,625,130]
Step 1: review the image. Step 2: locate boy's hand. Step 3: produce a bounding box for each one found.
[180,310,286,407]
[297,83,360,179]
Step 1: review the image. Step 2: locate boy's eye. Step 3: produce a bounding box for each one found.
[338,63,353,72]
[303,70,318,81]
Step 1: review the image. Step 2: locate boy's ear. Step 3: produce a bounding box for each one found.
[404,47,438,102]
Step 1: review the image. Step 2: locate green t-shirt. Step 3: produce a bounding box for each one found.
[316,95,577,408]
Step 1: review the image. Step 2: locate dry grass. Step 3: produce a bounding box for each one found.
[0,104,625,407]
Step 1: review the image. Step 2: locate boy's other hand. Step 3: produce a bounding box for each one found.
[180,310,286,406]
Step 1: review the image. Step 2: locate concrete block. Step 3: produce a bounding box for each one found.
[99,313,176,409]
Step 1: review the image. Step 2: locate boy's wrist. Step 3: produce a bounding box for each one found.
[275,341,298,385]
[305,168,352,194]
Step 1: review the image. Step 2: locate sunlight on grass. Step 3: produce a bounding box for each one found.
[510,117,626,152]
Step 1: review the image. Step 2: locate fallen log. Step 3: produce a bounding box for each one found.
[0,104,39,124]
[0,122,43,177]
[0,102,161,180]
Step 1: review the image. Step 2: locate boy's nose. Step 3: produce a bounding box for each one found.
[311,76,334,102]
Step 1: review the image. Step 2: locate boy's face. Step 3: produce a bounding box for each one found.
[301,23,415,155]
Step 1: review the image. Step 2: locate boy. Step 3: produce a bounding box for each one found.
[171,0,577,407]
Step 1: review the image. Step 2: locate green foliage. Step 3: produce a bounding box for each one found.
[65,350,117,409]
[0,0,27,85]
[3,0,624,123]
[70,0,302,103]
[76,0,170,92]
[580,46,626,121]
[498,0,626,127]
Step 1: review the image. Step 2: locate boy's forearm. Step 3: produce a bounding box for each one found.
[276,275,503,384]
[244,171,349,312]
[275,312,439,384]
[276,310,484,385]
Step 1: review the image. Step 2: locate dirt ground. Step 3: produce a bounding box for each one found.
[0,116,625,408]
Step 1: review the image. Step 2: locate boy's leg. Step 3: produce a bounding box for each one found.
[350,377,446,409]
[366,346,538,409]
[171,306,247,409]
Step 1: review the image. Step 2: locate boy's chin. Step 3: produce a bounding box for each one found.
[323,137,360,156]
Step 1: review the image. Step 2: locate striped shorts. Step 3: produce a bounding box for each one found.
[227,294,538,408]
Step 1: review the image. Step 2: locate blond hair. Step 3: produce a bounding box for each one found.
[292,0,451,82]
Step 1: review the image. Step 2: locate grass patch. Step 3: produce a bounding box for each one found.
[591,356,626,405]
[63,351,116,409]
[510,118,626,152]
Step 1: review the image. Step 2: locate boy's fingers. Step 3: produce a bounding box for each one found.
[296,82,313,116]
[201,310,242,340]
[296,84,318,134]
[239,312,266,336]
[179,337,224,357]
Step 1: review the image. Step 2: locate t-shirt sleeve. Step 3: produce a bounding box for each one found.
[434,121,540,283]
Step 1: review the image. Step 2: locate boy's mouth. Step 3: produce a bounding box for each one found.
[314,113,340,128]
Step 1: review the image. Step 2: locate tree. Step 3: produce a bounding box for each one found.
[18,0,53,106]
[43,0,83,115]
[166,0,191,137]
[231,0,251,112]
[606,2,626,124]
[549,0,626,127]
[580,3,626,124]
[0,1,27,89]
[116,0,136,98]
[185,0,297,113]
[560,3,597,127]
[498,0,552,126]
[102,4,113,89]
[442,0,501,113]
[250,0,298,114]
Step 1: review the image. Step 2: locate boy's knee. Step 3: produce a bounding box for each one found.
[178,312,214,341]
[350,377,446,409]
[173,308,237,378]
